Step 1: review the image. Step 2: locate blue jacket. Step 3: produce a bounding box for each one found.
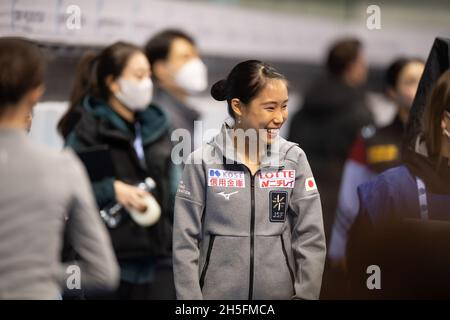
[358,164,450,224]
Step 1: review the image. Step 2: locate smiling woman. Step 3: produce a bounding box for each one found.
[211,60,289,173]
[173,60,326,300]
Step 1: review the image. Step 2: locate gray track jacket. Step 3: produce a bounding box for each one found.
[173,119,326,300]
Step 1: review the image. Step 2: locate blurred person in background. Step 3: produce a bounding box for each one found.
[0,37,119,299]
[324,57,424,299]
[58,41,179,299]
[288,38,373,241]
[348,69,450,299]
[145,29,208,145]
[348,38,450,298]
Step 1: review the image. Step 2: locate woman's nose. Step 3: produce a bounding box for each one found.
[273,112,284,125]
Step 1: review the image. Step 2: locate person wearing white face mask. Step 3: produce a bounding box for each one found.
[114,76,153,112]
[145,29,208,140]
[58,42,180,300]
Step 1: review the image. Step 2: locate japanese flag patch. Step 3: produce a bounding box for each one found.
[305,177,317,191]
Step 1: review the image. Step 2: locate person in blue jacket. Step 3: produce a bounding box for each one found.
[328,57,425,264]
[356,39,450,224]
[347,38,450,298]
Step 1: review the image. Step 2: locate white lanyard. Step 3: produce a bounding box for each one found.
[415,176,429,220]
[133,122,146,168]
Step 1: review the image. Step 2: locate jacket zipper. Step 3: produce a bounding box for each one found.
[280,234,295,287]
[200,235,216,290]
[249,173,256,300]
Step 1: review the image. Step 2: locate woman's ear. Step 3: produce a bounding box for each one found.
[231,98,243,118]
[23,84,45,109]
[152,60,169,83]
[107,75,120,94]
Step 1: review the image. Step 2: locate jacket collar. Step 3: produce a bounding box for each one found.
[80,96,169,145]
[208,117,296,170]
[153,85,200,121]
[403,136,450,194]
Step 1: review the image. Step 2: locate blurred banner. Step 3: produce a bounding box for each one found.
[1,0,449,65]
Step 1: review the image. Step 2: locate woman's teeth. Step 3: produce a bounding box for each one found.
[267,129,279,137]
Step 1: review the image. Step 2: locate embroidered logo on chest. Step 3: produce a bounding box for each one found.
[270,191,288,222]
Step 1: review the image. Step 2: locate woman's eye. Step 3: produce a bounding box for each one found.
[282,105,288,109]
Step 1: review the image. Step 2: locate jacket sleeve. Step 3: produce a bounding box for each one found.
[288,147,326,299]
[172,152,206,300]
[61,151,120,294]
[64,132,116,209]
[167,162,183,222]
[329,135,375,261]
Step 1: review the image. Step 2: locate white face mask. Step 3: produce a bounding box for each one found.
[174,58,208,94]
[114,77,153,111]
[444,111,450,139]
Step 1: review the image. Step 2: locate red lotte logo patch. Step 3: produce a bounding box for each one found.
[305,177,317,191]
[258,170,295,189]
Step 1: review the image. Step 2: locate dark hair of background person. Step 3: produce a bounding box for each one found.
[422,69,450,158]
[0,37,46,116]
[210,60,287,118]
[57,41,142,137]
[326,38,362,78]
[384,57,425,92]
[144,29,195,73]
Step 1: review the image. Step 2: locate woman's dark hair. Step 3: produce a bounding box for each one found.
[210,60,287,118]
[384,57,424,91]
[0,37,46,115]
[144,29,195,66]
[422,69,450,158]
[326,38,361,77]
[58,41,142,137]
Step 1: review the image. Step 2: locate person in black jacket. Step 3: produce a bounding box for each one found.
[288,38,373,240]
[59,41,179,299]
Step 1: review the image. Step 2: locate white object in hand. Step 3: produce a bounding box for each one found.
[126,194,161,227]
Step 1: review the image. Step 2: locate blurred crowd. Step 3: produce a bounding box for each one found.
[1,26,450,299]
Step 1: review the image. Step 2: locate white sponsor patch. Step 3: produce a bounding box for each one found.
[258,170,296,188]
[208,169,245,188]
[177,180,191,196]
[305,177,317,191]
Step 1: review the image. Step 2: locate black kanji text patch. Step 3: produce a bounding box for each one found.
[269,191,288,222]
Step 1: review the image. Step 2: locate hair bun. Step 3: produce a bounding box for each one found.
[210,79,227,101]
